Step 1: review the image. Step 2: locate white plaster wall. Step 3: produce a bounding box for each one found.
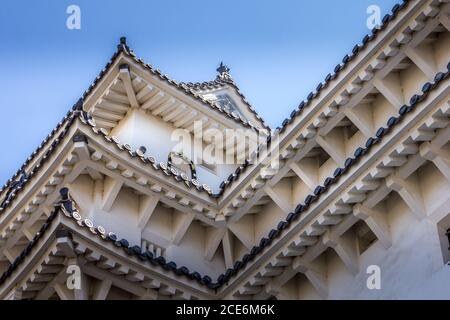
[164,221,226,278]
[434,32,450,71]
[292,176,311,205]
[111,109,238,191]
[400,63,428,99]
[69,175,227,277]
[316,177,450,300]
[254,202,285,241]
[371,94,398,130]
[295,274,322,300]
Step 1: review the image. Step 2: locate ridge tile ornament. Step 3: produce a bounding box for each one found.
[0,170,29,208]
[216,62,233,82]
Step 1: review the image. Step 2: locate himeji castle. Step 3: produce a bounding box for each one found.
[1,0,450,300]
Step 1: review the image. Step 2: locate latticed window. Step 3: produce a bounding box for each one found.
[216,94,246,119]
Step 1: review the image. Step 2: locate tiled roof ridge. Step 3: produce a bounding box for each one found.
[0,0,415,205]
[0,39,128,213]
[58,187,219,289]
[0,107,80,214]
[115,39,261,132]
[181,78,230,90]
[2,1,449,296]
[181,0,413,135]
[0,39,131,207]
[0,36,130,200]
[78,112,221,198]
[96,64,450,288]
[0,204,59,287]
[0,0,413,207]
[0,101,81,199]
[181,78,271,131]
[211,63,450,286]
[277,0,411,133]
[213,0,416,196]
[0,38,252,213]
[0,188,221,291]
[0,103,241,218]
[1,64,447,293]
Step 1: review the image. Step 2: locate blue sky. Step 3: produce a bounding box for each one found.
[0,0,399,184]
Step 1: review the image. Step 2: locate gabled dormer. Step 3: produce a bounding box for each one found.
[182,62,270,132]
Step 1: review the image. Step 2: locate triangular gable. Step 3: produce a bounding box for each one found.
[82,38,267,134]
[181,63,270,131]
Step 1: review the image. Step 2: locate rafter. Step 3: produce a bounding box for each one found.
[73,141,102,180]
[420,141,450,182]
[142,91,165,110]
[264,186,292,214]
[105,89,130,104]
[289,160,319,191]
[373,75,404,110]
[293,257,328,299]
[152,98,177,116]
[163,104,187,122]
[54,283,74,300]
[439,14,450,32]
[386,174,426,220]
[222,230,234,269]
[204,228,225,261]
[96,98,129,113]
[323,231,359,275]
[82,264,147,297]
[174,111,198,127]
[136,84,155,101]
[119,66,139,108]
[102,176,123,212]
[344,106,375,138]
[93,279,112,300]
[404,45,437,80]
[354,204,391,249]
[172,212,195,245]
[228,216,254,251]
[138,195,159,229]
[316,135,346,165]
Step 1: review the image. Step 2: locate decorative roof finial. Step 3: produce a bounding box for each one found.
[118,36,130,53]
[216,62,233,82]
